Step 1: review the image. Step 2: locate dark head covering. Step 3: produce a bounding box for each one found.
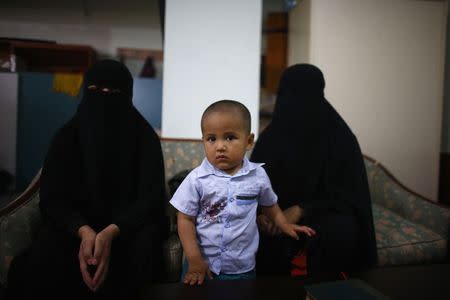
[258,64,329,207]
[84,59,133,97]
[251,64,377,274]
[272,64,325,124]
[40,59,167,238]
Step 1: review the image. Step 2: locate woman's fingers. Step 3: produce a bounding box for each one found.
[293,225,316,236]
[79,247,95,291]
[93,260,105,286]
[257,215,270,233]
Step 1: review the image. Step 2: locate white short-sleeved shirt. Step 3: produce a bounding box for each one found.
[169,157,278,275]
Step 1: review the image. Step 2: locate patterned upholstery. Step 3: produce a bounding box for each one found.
[0,140,449,286]
[372,203,447,266]
[365,158,449,266]
[161,140,204,182]
[0,170,42,285]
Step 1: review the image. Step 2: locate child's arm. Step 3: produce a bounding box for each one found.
[261,204,315,240]
[177,211,213,285]
[258,205,304,236]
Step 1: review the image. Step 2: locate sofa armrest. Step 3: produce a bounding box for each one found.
[0,170,42,286]
[365,156,450,238]
[162,231,183,283]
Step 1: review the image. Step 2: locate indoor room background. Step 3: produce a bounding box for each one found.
[0,0,449,206]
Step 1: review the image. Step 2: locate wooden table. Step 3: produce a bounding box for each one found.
[141,263,450,299]
[141,277,307,300]
[349,263,450,299]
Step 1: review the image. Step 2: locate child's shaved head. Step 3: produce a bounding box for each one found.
[201,100,251,133]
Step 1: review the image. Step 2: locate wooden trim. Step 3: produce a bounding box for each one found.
[1,40,93,52]
[117,47,164,61]
[363,154,449,208]
[0,170,41,217]
[160,137,202,143]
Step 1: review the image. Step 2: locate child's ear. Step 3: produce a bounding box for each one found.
[247,133,255,150]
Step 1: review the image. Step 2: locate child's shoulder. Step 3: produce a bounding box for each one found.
[247,160,267,173]
[179,164,206,181]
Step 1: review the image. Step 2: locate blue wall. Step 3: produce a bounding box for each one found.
[16,72,78,190]
[133,78,162,130]
[15,74,163,191]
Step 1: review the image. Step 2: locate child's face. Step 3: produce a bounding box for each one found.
[202,111,254,175]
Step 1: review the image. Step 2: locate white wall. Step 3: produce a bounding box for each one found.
[0,0,162,57]
[162,0,262,139]
[0,73,18,176]
[289,0,447,200]
[288,0,311,64]
[442,2,450,153]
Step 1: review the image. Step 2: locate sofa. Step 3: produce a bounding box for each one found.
[1,138,449,289]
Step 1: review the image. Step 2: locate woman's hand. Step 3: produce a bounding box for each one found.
[278,223,316,240]
[257,205,304,236]
[183,256,213,285]
[90,224,120,291]
[78,225,97,291]
[257,214,278,235]
[283,205,303,224]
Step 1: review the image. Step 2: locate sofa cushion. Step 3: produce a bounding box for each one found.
[372,203,447,266]
[161,140,204,183]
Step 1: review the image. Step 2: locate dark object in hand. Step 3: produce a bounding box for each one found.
[87,264,97,277]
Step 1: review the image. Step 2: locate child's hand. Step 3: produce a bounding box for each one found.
[280,223,316,240]
[184,256,213,285]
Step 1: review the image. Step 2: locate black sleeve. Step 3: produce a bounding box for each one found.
[112,129,167,239]
[39,126,87,235]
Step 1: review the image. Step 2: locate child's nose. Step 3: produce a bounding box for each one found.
[217,140,226,150]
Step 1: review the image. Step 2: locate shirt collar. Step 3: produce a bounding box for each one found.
[197,157,263,178]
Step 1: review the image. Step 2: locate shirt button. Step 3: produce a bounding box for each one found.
[224,222,231,228]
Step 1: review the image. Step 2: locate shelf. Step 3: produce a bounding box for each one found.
[0,39,97,73]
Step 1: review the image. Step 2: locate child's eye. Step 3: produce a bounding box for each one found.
[206,137,216,142]
[226,135,236,141]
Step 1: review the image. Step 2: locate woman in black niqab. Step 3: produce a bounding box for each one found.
[7,60,167,299]
[251,64,377,276]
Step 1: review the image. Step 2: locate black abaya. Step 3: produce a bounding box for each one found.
[251,64,377,275]
[6,60,167,299]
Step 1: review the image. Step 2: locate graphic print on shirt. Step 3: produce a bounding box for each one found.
[200,198,227,223]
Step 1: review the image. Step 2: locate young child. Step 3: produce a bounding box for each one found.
[169,100,315,285]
